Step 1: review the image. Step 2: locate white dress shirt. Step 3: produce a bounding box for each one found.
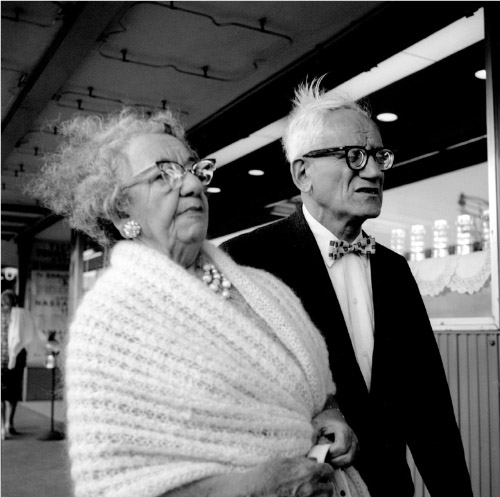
[303,205,375,390]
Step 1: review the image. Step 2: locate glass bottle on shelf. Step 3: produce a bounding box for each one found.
[410,224,426,261]
[432,219,449,258]
[482,209,490,251]
[391,228,407,256]
[456,214,473,255]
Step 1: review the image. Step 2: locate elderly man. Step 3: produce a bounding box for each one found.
[221,78,473,497]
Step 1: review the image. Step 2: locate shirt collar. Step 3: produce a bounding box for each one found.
[302,204,367,268]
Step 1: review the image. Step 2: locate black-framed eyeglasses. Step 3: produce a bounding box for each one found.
[303,146,394,171]
[122,158,216,190]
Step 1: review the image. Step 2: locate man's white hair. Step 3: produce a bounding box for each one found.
[282,75,371,164]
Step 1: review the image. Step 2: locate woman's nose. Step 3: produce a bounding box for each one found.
[180,171,204,196]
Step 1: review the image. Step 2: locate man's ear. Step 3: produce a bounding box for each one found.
[290,159,312,193]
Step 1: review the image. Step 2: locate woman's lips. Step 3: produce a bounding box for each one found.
[178,203,203,215]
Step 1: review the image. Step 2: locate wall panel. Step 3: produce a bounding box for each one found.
[409,331,500,497]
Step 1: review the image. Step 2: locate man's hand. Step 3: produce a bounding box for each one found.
[312,408,359,467]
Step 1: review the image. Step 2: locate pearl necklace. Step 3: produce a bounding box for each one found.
[201,263,232,299]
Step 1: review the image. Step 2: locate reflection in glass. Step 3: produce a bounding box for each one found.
[482,209,490,251]
[391,228,406,256]
[432,220,449,258]
[410,225,426,261]
[456,214,473,255]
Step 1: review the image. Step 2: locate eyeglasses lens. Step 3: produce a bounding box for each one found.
[192,160,215,186]
[376,149,393,170]
[157,160,215,188]
[347,148,393,170]
[347,148,366,169]
[157,163,185,189]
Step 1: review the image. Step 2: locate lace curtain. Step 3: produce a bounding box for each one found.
[408,250,491,297]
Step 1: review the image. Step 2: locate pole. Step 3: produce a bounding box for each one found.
[38,354,64,441]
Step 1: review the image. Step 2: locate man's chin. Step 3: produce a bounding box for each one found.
[357,207,382,222]
[365,211,381,219]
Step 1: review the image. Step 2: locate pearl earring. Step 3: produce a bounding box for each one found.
[123,220,141,239]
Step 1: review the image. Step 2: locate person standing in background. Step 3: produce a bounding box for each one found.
[1,289,35,439]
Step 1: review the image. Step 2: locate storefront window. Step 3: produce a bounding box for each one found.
[364,24,498,329]
[365,161,492,326]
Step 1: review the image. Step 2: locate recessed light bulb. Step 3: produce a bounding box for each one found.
[376,112,398,122]
[475,69,486,80]
[248,169,264,176]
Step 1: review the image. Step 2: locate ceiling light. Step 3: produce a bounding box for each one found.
[377,112,398,122]
[248,169,264,176]
[206,187,221,193]
[474,69,486,80]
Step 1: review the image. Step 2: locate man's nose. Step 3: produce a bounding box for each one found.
[360,156,384,179]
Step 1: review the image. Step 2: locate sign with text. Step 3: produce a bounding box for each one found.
[27,270,69,366]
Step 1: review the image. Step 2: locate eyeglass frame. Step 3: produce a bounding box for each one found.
[121,158,216,190]
[302,146,395,171]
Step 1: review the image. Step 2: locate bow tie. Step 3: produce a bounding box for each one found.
[328,236,376,260]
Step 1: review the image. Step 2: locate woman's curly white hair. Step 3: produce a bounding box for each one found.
[27,107,192,247]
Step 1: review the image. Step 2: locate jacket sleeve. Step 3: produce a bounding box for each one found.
[396,258,473,497]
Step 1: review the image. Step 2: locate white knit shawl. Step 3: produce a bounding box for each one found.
[66,240,336,497]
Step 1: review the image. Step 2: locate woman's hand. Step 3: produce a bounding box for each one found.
[166,456,336,497]
[312,408,359,467]
[245,456,336,496]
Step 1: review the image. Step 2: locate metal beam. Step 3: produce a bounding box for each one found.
[2,220,28,228]
[15,213,63,242]
[1,1,126,162]
[1,203,49,215]
[1,214,44,224]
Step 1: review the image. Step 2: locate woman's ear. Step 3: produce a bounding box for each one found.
[290,159,312,193]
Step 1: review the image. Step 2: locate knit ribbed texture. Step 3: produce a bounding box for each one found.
[66,241,344,497]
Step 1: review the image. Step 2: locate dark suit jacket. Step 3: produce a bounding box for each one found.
[221,208,473,497]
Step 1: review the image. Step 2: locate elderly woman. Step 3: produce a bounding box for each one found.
[29,108,369,497]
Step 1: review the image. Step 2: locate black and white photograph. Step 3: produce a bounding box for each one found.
[1,2,498,497]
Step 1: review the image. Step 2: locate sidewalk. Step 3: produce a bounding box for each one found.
[1,401,73,497]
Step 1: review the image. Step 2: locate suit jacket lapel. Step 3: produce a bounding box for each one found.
[285,210,339,318]
[286,209,369,397]
[369,245,392,397]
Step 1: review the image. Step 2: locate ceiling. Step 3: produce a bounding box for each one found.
[1,1,486,248]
